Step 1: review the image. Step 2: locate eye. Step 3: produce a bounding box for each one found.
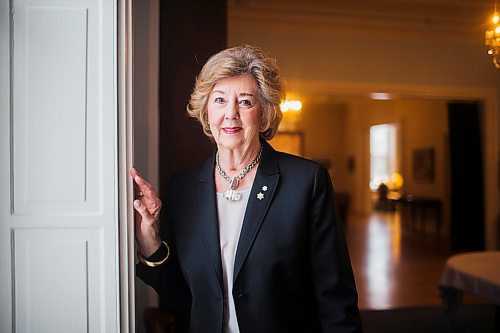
[214,96,225,104]
[238,99,253,108]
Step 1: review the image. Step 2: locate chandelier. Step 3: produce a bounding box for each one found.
[485,5,500,68]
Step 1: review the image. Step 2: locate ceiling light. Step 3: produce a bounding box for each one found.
[369,92,392,100]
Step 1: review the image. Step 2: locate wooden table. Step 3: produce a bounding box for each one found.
[394,195,442,236]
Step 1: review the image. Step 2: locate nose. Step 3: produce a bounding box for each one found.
[225,100,239,120]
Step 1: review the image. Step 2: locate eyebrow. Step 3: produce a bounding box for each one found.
[211,90,256,97]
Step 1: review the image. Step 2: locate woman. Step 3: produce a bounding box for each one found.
[131,45,362,333]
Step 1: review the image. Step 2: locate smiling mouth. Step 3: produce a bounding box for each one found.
[222,127,242,135]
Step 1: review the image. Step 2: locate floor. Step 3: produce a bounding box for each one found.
[344,210,477,310]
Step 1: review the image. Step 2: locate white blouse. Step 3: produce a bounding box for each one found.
[216,188,251,333]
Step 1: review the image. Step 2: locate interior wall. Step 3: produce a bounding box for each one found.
[351,99,449,233]
[299,101,347,191]
[288,98,451,234]
[401,100,449,200]
[229,30,500,89]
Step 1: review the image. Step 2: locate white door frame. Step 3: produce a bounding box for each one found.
[118,0,136,332]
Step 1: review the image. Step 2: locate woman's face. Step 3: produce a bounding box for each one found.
[207,74,262,152]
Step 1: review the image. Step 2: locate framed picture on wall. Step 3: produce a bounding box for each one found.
[270,131,304,156]
[413,147,435,183]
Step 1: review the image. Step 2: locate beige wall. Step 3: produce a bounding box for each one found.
[400,100,449,199]
[228,25,500,89]
[300,101,347,189]
[296,98,450,222]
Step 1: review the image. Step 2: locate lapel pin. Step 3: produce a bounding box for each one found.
[257,192,264,200]
[262,186,268,192]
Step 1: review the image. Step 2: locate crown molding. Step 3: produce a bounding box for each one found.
[228,0,492,44]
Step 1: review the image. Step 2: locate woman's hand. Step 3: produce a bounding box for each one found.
[130,167,163,258]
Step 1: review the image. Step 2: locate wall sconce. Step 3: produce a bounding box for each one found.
[280,100,302,112]
[279,99,303,131]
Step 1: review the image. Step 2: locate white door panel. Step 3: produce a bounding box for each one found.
[14,229,98,333]
[1,0,124,331]
[15,6,89,207]
[13,0,108,216]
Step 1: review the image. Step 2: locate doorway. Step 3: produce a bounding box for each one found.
[294,91,494,310]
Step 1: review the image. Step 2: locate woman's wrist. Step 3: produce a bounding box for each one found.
[137,241,170,267]
[137,236,162,258]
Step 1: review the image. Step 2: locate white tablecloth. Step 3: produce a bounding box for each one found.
[440,251,500,305]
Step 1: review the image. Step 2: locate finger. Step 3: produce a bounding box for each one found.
[133,199,156,226]
[130,168,162,216]
[131,168,145,195]
[136,185,160,210]
[138,196,161,219]
[130,167,141,179]
[131,169,155,198]
[134,182,160,210]
[130,167,152,191]
[149,199,162,219]
[131,168,150,188]
[132,174,159,202]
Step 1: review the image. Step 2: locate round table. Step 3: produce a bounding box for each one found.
[439,251,500,331]
[440,251,500,305]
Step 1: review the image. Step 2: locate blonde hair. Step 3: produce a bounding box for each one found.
[187,45,284,140]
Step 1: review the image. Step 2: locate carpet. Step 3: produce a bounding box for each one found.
[360,304,497,333]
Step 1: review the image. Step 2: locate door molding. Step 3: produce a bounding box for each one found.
[117,0,135,331]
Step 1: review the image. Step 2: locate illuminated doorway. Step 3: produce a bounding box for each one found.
[369,123,400,190]
[369,123,403,212]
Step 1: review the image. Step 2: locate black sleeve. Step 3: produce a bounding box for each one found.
[136,238,191,314]
[309,164,363,332]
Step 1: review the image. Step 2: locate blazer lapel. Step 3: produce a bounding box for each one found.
[233,141,280,282]
[197,155,224,288]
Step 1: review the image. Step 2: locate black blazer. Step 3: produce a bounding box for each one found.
[137,141,362,333]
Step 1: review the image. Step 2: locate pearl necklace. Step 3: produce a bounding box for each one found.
[216,145,263,201]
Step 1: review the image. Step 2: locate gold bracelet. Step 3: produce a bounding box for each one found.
[137,241,170,267]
